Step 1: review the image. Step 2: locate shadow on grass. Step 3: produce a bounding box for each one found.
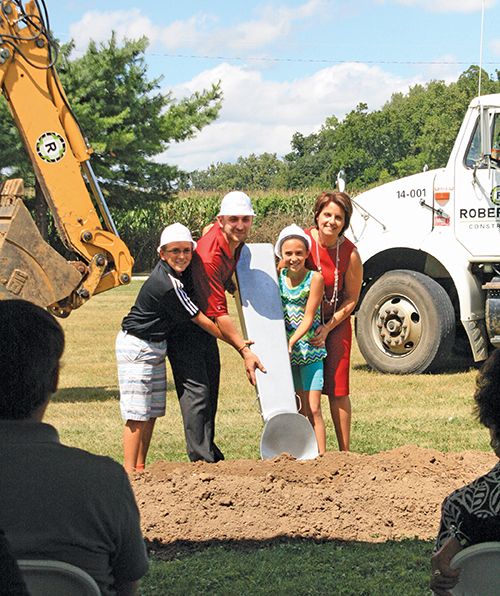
[52,387,117,403]
[144,534,433,562]
[352,354,480,376]
[52,380,176,403]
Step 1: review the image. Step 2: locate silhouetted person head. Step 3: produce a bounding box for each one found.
[0,299,64,420]
[474,348,500,434]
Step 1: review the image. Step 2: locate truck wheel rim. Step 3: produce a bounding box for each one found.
[372,295,422,356]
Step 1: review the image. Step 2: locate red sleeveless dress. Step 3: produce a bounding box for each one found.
[305,229,355,397]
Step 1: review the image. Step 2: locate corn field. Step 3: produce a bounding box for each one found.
[115,189,320,273]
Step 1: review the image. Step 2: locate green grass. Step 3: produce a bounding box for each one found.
[44,280,485,595]
[142,538,431,596]
[48,281,486,460]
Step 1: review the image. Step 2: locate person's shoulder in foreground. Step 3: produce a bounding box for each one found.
[430,349,500,596]
[0,299,148,596]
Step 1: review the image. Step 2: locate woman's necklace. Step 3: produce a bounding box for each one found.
[315,234,340,323]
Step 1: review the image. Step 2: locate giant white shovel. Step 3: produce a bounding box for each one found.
[235,243,319,460]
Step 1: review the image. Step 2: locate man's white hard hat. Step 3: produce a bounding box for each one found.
[275,224,311,259]
[218,191,256,217]
[157,222,197,253]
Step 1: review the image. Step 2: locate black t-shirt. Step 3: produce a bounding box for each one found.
[0,528,30,596]
[121,260,199,342]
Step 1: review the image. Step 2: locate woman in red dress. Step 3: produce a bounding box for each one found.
[305,191,363,451]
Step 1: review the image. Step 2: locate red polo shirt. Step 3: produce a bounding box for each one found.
[191,224,243,318]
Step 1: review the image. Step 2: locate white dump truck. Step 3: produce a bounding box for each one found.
[350,94,500,374]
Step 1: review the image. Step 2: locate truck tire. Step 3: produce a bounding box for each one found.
[355,270,455,374]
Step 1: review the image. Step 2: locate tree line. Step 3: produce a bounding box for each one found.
[2,34,499,202]
[191,67,500,192]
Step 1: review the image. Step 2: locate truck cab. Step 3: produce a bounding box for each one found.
[350,94,500,373]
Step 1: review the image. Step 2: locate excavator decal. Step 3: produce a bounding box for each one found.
[36,132,67,163]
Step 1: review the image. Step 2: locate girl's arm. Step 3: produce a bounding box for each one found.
[288,272,324,353]
[311,247,363,345]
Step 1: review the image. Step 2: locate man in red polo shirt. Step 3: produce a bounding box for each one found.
[167,192,265,462]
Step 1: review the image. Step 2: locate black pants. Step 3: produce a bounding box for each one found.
[167,323,223,462]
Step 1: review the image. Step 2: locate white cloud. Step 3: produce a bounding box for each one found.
[69,9,161,48]
[390,0,497,12]
[215,0,329,49]
[68,1,332,56]
[64,2,474,174]
[160,16,211,51]
[163,62,423,171]
[489,39,500,55]
[418,54,464,83]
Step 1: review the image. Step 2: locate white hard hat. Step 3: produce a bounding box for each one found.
[218,191,256,216]
[275,224,311,259]
[157,223,197,253]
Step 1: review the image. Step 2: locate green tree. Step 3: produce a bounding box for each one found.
[56,35,222,209]
[1,34,222,204]
[0,97,32,182]
[281,67,500,191]
[282,117,337,189]
[191,153,284,191]
[190,162,241,191]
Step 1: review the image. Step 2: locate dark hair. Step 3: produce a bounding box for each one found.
[474,349,500,432]
[313,191,353,237]
[0,300,65,420]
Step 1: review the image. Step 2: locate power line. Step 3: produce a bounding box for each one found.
[147,52,498,66]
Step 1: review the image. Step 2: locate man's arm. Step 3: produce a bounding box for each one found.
[193,311,250,352]
[215,314,266,385]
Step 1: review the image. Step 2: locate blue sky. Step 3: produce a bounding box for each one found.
[45,0,500,171]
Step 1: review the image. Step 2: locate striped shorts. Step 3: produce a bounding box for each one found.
[116,330,167,421]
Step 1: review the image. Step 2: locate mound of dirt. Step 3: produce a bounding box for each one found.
[130,446,497,558]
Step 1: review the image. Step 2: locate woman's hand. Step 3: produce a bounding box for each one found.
[310,324,329,347]
[429,537,463,595]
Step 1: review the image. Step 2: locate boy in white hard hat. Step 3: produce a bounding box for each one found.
[168,192,266,462]
[116,223,240,472]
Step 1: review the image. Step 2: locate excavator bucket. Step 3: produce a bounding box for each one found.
[0,180,82,309]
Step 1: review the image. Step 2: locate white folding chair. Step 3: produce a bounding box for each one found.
[17,560,101,596]
[450,541,500,595]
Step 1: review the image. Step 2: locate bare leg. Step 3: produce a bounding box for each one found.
[329,394,351,452]
[123,419,154,473]
[307,390,326,454]
[137,417,156,469]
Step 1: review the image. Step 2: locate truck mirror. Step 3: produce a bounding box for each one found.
[481,106,492,157]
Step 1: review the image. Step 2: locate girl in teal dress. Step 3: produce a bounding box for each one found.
[276,224,327,454]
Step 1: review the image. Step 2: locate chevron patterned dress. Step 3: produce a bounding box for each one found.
[279,269,327,366]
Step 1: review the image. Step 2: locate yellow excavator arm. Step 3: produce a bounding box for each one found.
[0,0,134,316]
